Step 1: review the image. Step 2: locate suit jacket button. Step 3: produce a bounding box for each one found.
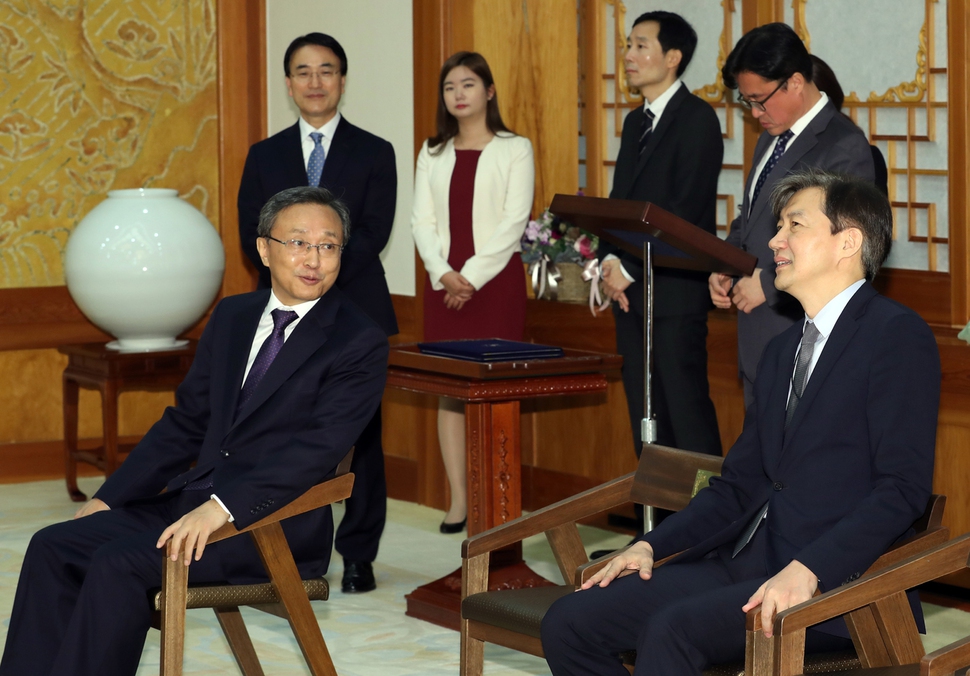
[773,482,784,491]
[221,450,229,457]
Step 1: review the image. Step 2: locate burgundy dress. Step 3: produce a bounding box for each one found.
[423,149,527,341]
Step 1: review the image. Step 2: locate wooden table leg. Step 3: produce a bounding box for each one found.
[101,380,120,476]
[405,398,553,630]
[63,375,85,502]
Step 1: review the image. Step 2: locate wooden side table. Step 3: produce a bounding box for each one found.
[386,344,623,630]
[58,342,197,502]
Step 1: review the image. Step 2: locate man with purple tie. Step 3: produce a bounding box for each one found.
[238,33,397,593]
[0,187,389,676]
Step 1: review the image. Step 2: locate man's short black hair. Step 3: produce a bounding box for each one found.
[258,186,351,244]
[632,11,698,77]
[284,33,348,77]
[722,23,812,90]
[770,169,892,281]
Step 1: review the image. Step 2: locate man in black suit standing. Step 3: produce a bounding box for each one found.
[709,23,874,406]
[0,187,389,676]
[238,33,397,592]
[599,11,724,469]
[542,170,940,675]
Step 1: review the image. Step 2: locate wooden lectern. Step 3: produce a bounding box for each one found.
[549,194,756,528]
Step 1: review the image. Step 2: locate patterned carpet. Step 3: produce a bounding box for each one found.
[0,477,968,674]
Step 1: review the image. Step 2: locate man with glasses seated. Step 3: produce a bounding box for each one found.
[708,22,875,406]
[0,187,389,676]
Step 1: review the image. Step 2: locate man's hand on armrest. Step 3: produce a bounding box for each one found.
[74,498,110,519]
[156,499,230,567]
[742,559,818,637]
[580,541,655,590]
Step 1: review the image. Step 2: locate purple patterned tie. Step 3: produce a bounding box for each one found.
[750,129,794,210]
[185,308,298,492]
[238,308,299,412]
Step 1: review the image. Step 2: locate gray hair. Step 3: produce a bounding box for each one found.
[257,186,351,244]
[769,168,891,281]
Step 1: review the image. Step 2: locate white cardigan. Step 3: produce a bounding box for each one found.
[410,133,535,291]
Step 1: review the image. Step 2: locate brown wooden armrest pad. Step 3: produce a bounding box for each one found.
[208,472,355,545]
[463,472,635,559]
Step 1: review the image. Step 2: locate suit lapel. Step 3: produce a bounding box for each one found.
[782,283,876,449]
[632,85,688,177]
[764,327,801,473]
[745,103,836,231]
[740,133,773,234]
[222,292,270,416]
[229,289,341,430]
[319,117,354,190]
[280,121,310,187]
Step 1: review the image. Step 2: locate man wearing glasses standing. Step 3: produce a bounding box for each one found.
[238,33,397,594]
[709,23,874,405]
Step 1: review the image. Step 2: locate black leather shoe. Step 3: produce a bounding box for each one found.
[341,559,376,593]
[439,518,467,534]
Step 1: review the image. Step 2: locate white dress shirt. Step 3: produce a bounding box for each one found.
[792,278,865,391]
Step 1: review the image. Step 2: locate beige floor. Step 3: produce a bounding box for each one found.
[1,477,968,675]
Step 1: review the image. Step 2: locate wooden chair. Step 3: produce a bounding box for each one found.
[459,443,947,676]
[755,531,970,676]
[153,451,355,676]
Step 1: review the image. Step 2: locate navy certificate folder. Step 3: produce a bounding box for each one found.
[417,339,564,363]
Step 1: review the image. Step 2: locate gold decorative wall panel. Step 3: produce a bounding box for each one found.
[0,0,219,289]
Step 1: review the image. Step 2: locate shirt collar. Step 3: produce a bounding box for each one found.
[787,92,829,139]
[267,289,321,319]
[804,278,865,339]
[298,111,342,142]
[643,79,682,125]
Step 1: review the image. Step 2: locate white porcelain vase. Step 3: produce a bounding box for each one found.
[65,188,225,351]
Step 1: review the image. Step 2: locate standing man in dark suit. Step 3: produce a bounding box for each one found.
[238,33,397,592]
[599,11,724,468]
[0,187,389,676]
[709,23,874,405]
[542,171,939,675]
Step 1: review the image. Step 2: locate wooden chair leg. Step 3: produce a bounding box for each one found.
[160,545,189,676]
[460,618,484,676]
[251,523,337,676]
[214,607,266,676]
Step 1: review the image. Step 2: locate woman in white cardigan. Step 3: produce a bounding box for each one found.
[411,51,535,532]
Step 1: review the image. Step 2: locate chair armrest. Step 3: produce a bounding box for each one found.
[922,635,970,676]
[207,472,355,545]
[773,533,970,638]
[462,472,635,559]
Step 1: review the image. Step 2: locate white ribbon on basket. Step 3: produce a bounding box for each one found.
[582,259,611,316]
[529,255,561,301]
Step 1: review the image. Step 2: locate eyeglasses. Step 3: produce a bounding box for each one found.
[737,78,788,112]
[290,69,339,84]
[265,235,343,257]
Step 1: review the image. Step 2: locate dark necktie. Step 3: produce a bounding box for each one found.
[238,308,299,412]
[638,108,656,159]
[785,321,821,429]
[185,309,298,493]
[307,132,325,186]
[732,321,821,556]
[750,129,794,209]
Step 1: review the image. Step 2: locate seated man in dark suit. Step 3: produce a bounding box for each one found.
[0,186,389,676]
[541,170,940,675]
[238,32,398,593]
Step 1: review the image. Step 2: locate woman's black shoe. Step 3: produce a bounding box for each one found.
[439,518,467,534]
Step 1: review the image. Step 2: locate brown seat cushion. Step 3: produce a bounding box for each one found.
[462,585,574,638]
[152,576,329,611]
